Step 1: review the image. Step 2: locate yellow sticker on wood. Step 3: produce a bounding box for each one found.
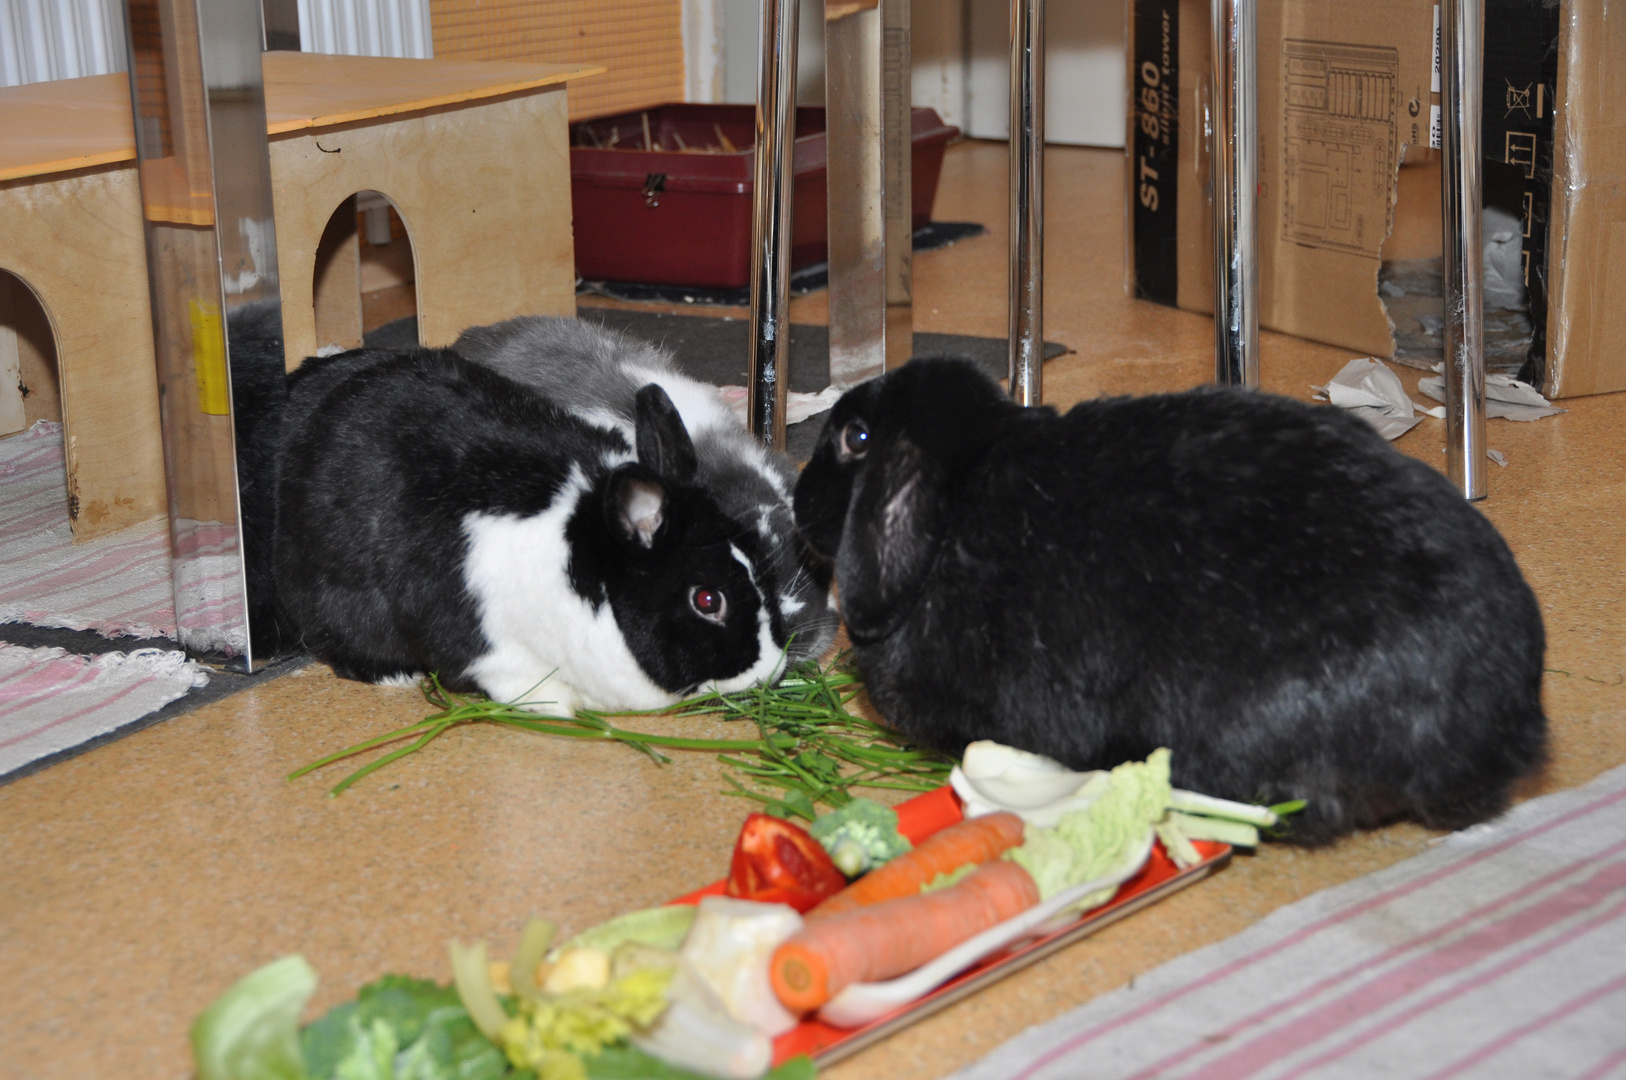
[190,299,229,415]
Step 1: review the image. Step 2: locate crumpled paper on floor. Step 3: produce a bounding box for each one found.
[1312,357,1444,440]
[1418,368,1567,422]
[718,384,843,428]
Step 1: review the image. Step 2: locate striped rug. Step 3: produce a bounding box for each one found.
[0,421,176,640]
[0,643,208,777]
[950,764,1626,1080]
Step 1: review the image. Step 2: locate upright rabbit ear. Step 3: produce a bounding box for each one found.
[836,433,946,643]
[634,384,698,483]
[607,468,668,549]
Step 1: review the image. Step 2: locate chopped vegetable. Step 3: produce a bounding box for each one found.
[807,811,1026,920]
[628,963,772,1079]
[1154,818,1204,869]
[1007,749,1172,905]
[1168,789,1278,827]
[500,964,675,1077]
[192,954,318,1080]
[554,905,697,958]
[724,813,848,913]
[586,1046,815,1080]
[450,940,511,1043]
[512,917,559,999]
[770,860,1040,1014]
[1166,809,1260,848]
[679,896,804,1037]
[301,975,508,1080]
[544,948,614,994]
[807,798,912,877]
[958,741,1098,808]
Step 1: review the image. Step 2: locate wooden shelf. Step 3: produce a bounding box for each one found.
[0,51,603,183]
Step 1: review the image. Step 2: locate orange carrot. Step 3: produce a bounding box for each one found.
[807,811,1026,920]
[770,859,1040,1013]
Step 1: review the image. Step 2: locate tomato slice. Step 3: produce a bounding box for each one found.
[724,813,848,913]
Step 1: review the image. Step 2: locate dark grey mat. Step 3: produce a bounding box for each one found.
[366,309,1068,462]
[0,622,309,787]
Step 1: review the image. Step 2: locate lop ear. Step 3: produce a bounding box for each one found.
[634,384,698,483]
[836,433,946,643]
[607,468,668,550]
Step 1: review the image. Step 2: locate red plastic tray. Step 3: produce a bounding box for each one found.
[569,104,960,289]
[669,787,1231,1068]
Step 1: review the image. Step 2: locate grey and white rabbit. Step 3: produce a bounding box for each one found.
[453,315,838,671]
[794,358,1548,843]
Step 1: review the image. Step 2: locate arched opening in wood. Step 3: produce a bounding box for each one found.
[0,269,62,441]
[309,190,420,360]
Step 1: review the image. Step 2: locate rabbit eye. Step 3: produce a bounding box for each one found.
[841,420,870,458]
[690,587,727,623]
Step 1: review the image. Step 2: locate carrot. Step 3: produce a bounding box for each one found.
[806,811,1026,920]
[769,859,1040,1013]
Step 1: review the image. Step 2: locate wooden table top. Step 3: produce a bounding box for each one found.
[0,51,602,183]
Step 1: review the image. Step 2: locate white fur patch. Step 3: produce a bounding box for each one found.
[373,672,425,689]
[461,468,676,715]
[627,365,738,436]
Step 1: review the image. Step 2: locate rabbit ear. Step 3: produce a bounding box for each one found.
[607,468,668,549]
[634,384,698,483]
[836,433,945,642]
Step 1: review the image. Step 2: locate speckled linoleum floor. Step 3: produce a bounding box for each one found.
[3,140,1622,1080]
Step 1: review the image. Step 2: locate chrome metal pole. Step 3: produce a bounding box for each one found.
[1210,0,1259,387]
[1440,0,1487,500]
[748,0,801,450]
[123,0,286,670]
[1008,0,1044,406]
[825,0,913,388]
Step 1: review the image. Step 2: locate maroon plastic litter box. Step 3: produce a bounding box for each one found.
[569,104,960,289]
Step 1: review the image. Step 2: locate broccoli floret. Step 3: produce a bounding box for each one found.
[809,798,912,877]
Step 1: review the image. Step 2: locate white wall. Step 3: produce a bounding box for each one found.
[965,0,1125,146]
[690,0,1123,146]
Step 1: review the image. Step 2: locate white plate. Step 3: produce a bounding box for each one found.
[816,831,1157,1028]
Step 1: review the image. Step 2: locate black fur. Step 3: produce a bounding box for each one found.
[794,359,1548,843]
[254,346,779,704]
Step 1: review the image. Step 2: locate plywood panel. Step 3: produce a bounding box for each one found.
[270,85,578,367]
[0,166,167,541]
[430,0,683,120]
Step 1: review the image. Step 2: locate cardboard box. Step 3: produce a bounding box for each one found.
[1537,0,1626,398]
[1130,0,1624,397]
[1130,0,1438,359]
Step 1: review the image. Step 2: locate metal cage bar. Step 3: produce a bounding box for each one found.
[747,0,800,450]
[1007,0,1045,406]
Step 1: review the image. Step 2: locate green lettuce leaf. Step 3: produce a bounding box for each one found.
[193,954,318,1080]
[1008,749,1172,903]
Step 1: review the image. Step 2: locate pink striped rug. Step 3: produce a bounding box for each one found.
[0,421,177,640]
[0,642,207,777]
[951,763,1626,1080]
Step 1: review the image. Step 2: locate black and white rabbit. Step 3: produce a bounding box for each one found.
[453,315,837,664]
[794,358,1548,843]
[267,345,800,714]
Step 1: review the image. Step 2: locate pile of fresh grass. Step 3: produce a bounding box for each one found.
[290,654,954,819]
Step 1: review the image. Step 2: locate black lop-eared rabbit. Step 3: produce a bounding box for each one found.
[243,319,835,715]
[794,359,1547,843]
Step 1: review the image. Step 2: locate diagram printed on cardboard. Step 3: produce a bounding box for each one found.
[1281,40,1398,256]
